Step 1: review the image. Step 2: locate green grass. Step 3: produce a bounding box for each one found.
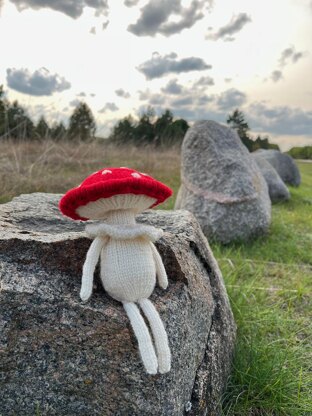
[216,162,312,415]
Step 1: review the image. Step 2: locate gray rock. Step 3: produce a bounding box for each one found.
[252,154,290,203]
[175,120,271,244]
[255,149,301,186]
[0,193,236,416]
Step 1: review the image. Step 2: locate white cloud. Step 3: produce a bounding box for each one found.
[266,46,305,83]
[128,0,213,37]
[248,102,312,135]
[193,75,215,87]
[69,99,80,107]
[216,88,247,110]
[171,95,193,107]
[137,52,212,79]
[9,0,109,18]
[161,79,184,95]
[99,102,119,113]
[137,79,220,120]
[279,46,304,67]
[115,88,131,98]
[124,0,140,6]
[102,20,109,30]
[271,70,283,82]
[6,67,71,96]
[206,13,251,41]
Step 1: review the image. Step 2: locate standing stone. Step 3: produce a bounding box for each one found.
[251,154,290,203]
[0,193,236,416]
[255,149,301,186]
[175,120,271,244]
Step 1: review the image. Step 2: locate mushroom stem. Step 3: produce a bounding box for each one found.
[105,209,136,225]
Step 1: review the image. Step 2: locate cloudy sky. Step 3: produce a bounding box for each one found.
[0,0,311,149]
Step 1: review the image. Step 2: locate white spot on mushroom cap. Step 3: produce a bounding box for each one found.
[131,172,141,178]
[102,169,112,175]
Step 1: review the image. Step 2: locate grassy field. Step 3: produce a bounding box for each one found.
[218,162,312,415]
[1,140,311,415]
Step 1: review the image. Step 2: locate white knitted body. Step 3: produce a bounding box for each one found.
[80,205,171,374]
[101,239,156,303]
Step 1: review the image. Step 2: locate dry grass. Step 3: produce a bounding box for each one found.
[0,139,181,209]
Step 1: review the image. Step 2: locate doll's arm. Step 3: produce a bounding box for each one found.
[80,236,107,302]
[150,242,168,290]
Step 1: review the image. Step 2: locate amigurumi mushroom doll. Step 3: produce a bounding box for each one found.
[59,167,172,374]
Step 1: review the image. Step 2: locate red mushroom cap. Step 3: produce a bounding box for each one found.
[59,167,173,221]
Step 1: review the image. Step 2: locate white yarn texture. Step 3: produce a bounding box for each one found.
[80,213,171,374]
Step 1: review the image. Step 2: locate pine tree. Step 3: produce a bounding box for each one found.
[35,116,50,139]
[134,107,155,144]
[68,102,96,141]
[154,109,173,145]
[110,115,135,144]
[226,109,254,151]
[50,121,67,141]
[7,101,34,139]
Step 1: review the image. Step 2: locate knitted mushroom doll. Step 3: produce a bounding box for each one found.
[59,167,172,374]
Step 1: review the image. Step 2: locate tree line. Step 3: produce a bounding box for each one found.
[0,85,280,151]
[0,85,95,141]
[288,146,312,159]
[109,107,189,146]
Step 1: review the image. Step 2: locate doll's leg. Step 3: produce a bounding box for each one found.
[123,301,158,375]
[139,298,171,374]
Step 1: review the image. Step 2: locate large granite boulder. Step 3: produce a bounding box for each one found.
[254,149,301,186]
[0,193,236,416]
[175,120,271,244]
[251,154,290,203]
